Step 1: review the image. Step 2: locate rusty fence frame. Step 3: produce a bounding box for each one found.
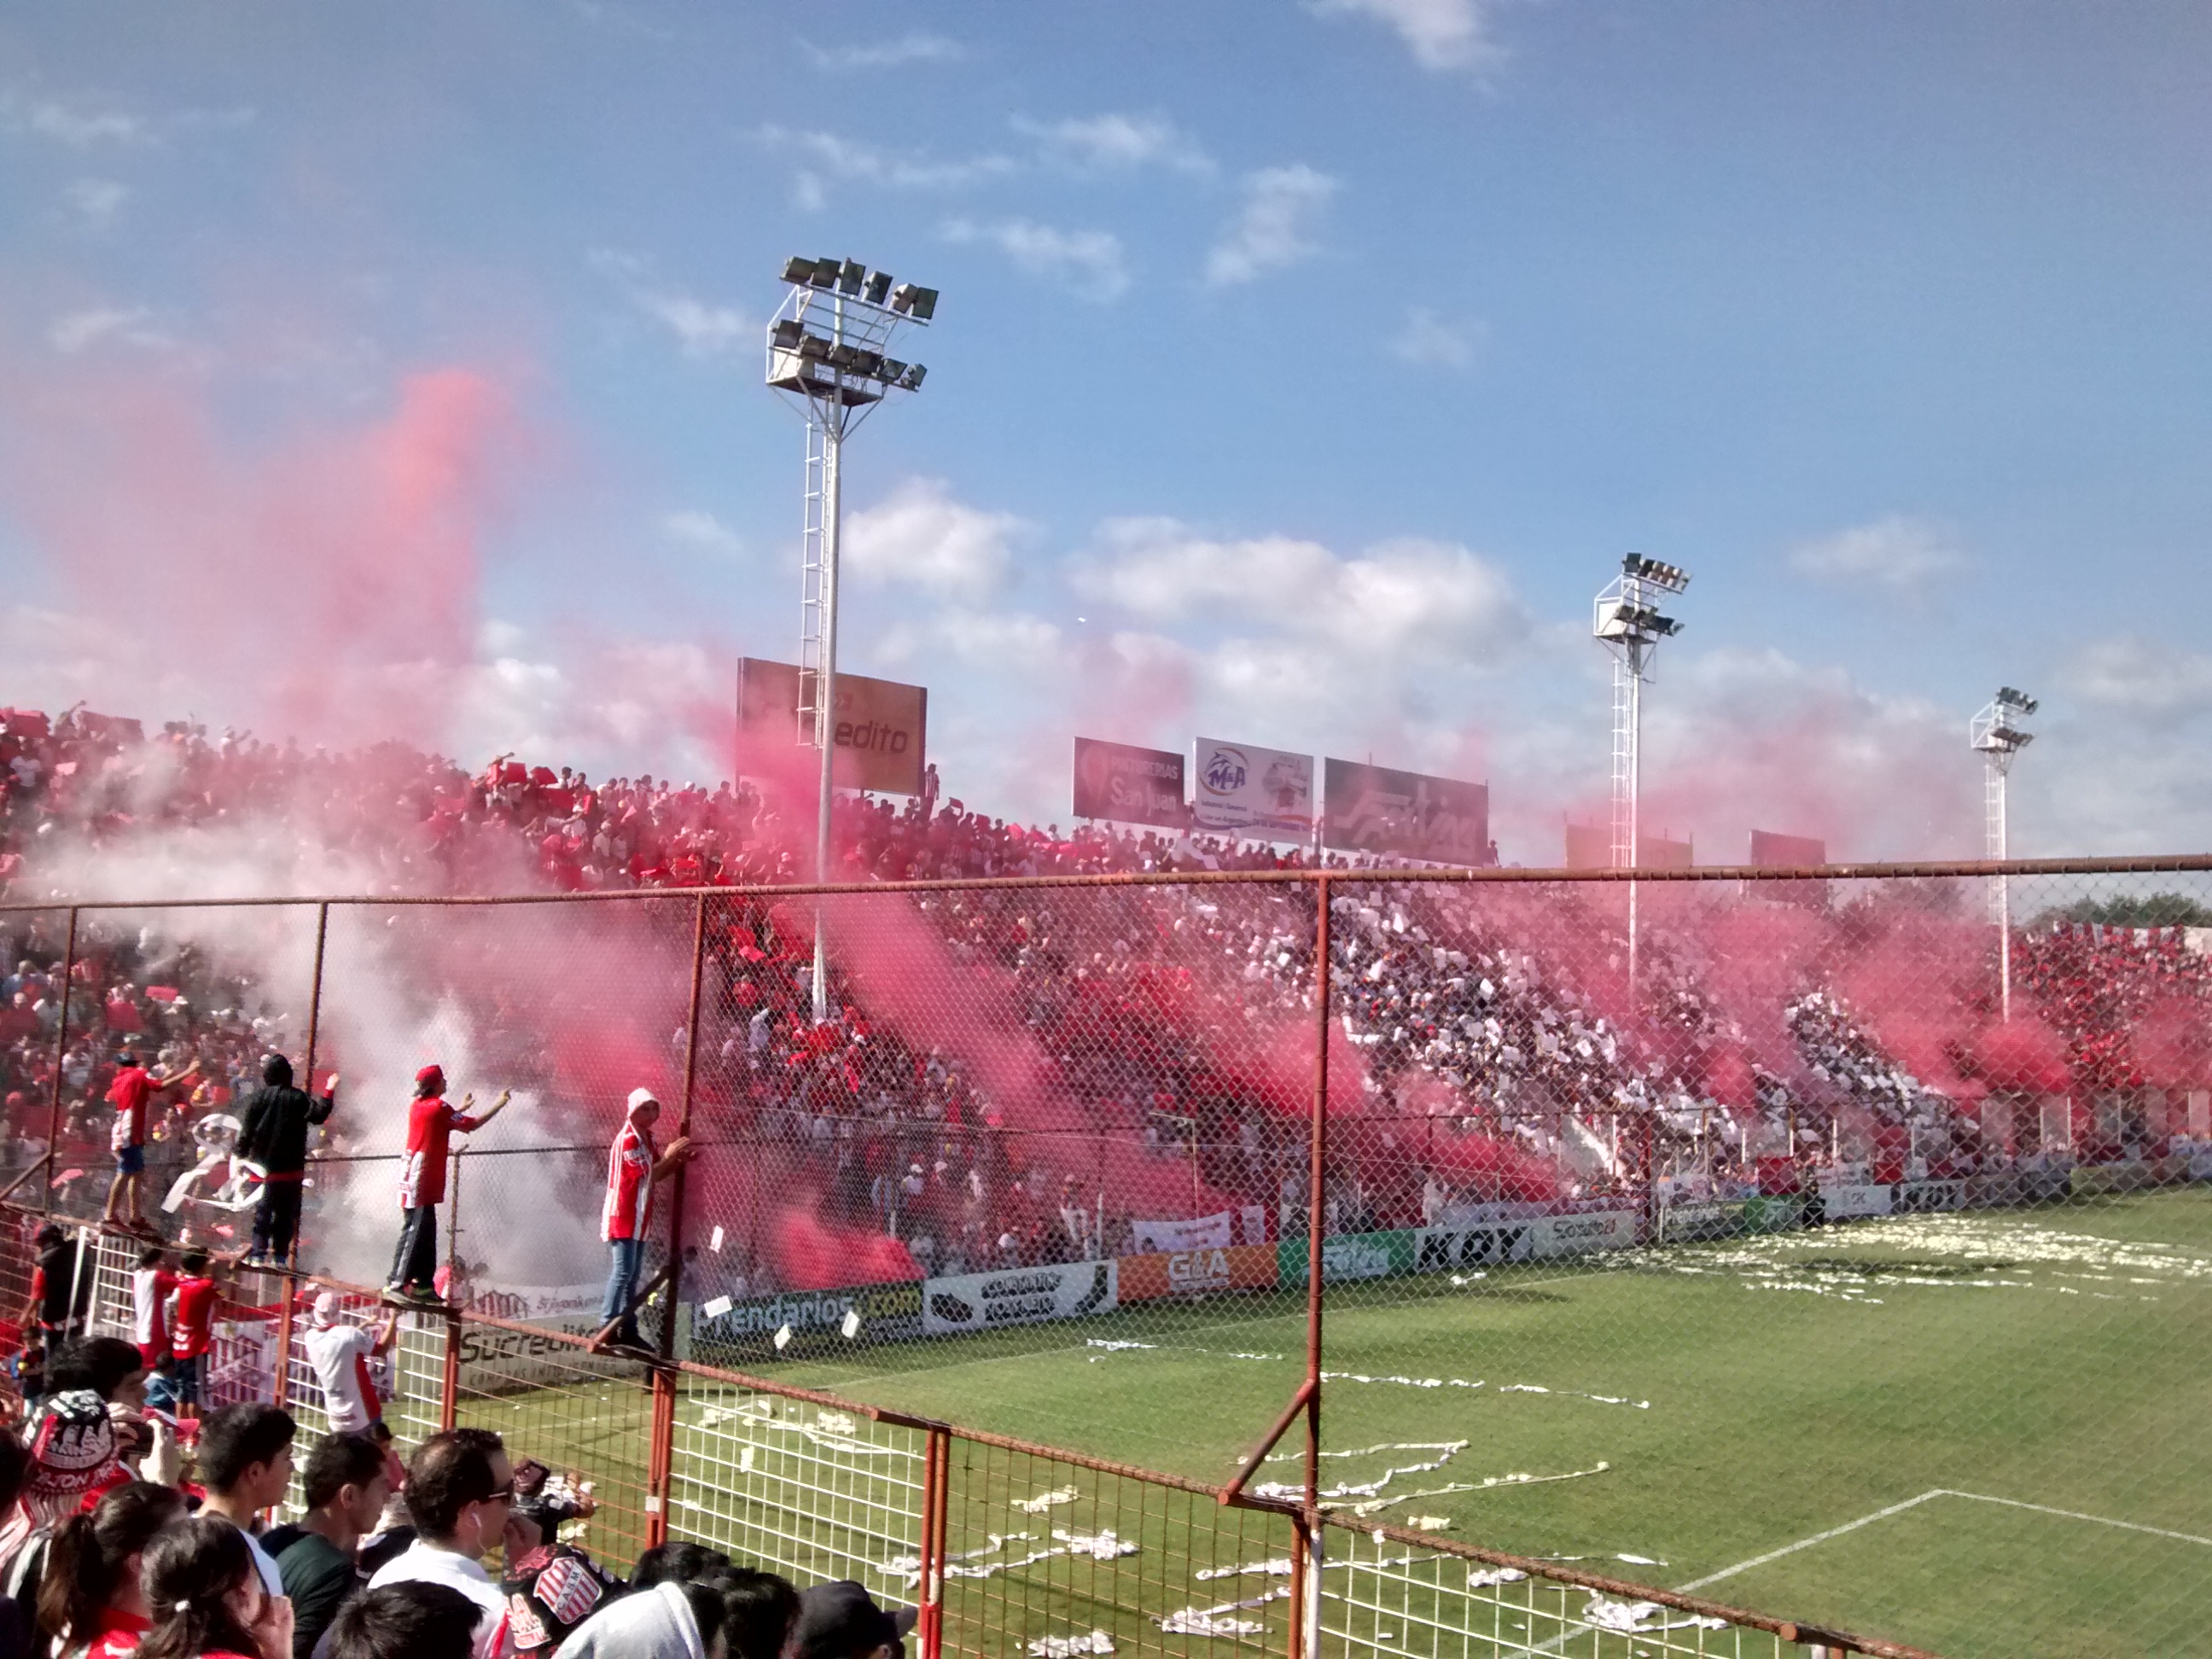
[4,853,2208,1656]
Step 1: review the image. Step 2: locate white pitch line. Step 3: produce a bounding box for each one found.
[1677,1487,2212,1594]
[1674,1491,1947,1592]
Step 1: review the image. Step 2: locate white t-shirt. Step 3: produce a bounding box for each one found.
[369,1540,511,1659]
[302,1322,378,1433]
[131,1266,172,1352]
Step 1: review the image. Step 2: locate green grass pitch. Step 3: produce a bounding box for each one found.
[724,1188,2212,1659]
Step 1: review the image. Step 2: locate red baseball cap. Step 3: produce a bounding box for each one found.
[416,1064,445,1086]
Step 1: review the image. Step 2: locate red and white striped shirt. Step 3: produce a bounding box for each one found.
[602,1122,655,1243]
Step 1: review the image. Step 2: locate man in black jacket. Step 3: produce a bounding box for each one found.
[235,1053,338,1270]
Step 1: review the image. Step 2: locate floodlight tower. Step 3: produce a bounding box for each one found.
[1970,685,2037,1022]
[765,256,936,1023]
[1593,554,1691,1002]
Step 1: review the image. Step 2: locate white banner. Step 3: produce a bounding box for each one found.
[1416,1210,1638,1272]
[1240,1204,1269,1246]
[1192,738,1313,839]
[1132,1212,1234,1254]
[921,1262,1118,1336]
[1819,1183,1893,1220]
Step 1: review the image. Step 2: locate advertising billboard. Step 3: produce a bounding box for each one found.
[1071,737,1186,829]
[1322,760,1490,865]
[920,1261,1118,1335]
[1749,830,1826,868]
[736,658,928,796]
[1191,737,1313,840]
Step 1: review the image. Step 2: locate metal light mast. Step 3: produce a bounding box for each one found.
[1970,686,2037,1022]
[1593,554,1691,1003]
[765,255,935,1022]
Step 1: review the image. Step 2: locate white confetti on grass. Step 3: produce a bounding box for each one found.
[1467,1567,1528,1587]
[1014,1485,1081,1513]
[1580,1596,1726,1635]
[1028,1633,1114,1657]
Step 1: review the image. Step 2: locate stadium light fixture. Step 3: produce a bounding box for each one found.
[1592,551,1692,1004]
[1970,685,2037,1022]
[765,253,938,1023]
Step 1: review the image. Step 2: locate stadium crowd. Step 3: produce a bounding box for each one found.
[0,1329,911,1657]
[3,705,2209,1297]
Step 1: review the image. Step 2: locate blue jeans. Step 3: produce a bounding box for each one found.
[602,1237,643,1340]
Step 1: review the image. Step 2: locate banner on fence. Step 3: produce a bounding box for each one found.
[1131,1212,1234,1254]
[1416,1210,1639,1272]
[455,1281,614,1389]
[692,1281,925,1348]
[1072,738,1185,829]
[1277,1229,1418,1287]
[922,1262,1117,1335]
[1819,1182,1893,1220]
[1895,1179,1966,1214]
[1320,760,1489,866]
[1191,738,1313,840]
[737,658,928,796]
[1119,1243,1279,1301]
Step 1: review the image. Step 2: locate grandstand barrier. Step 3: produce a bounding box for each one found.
[0,1210,1933,1659]
[9,854,2212,1655]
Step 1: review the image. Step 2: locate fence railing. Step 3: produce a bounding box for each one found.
[7,855,2212,1656]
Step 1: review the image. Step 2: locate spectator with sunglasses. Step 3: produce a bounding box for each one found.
[366,1429,515,1659]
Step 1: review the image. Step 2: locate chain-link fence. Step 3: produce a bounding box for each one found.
[3,859,2208,1654]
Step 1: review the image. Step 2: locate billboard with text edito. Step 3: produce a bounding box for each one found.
[1323,759,1490,864]
[736,658,927,796]
[1072,737,1186,829]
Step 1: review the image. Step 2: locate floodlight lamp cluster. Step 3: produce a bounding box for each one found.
[1971,686,2038,755]
[778,255,936,320]
[1621,553,1691,594]
[766,255,934,406]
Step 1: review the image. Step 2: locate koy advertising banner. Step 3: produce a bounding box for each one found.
[1192,738,1313,839]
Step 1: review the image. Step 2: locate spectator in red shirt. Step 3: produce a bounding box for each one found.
[102,1041,196,1237]
[387,1066,511,1307]
[597,1089,692,1357]
[162,1249,220,1416]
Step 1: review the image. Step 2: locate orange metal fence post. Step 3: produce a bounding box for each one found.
[1298,873,1331,1659]
[439,1311,461,1432]
[645,893,711,1549]
[644,1366,676,1548]
[918,1426,948,1659]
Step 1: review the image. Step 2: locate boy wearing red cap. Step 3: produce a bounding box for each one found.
[387,1065,510,1305]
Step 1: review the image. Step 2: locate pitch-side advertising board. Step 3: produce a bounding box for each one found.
[920,1261,1119,1336]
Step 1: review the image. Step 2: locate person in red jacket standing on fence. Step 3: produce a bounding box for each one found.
[387,1065,510,1307]
[597,1088,691,1356]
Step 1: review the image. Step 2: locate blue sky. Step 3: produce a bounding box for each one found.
[0,0,2207,860]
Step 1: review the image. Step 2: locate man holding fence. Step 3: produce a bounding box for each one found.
[598,1087,692,1356]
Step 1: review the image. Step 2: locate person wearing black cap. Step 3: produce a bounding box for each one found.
[497,1460,623,1655]
[233,1053,339,1271]
[791,1580,917,1659]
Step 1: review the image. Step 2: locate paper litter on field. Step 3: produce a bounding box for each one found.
[1014,1485,1081,1513]
[1467,1567,1528,1587]
[1405,1515,1452,1530]
[1053,1529,1137,1560]
[773,1324,792,1349]
[841,1308,862,1338]
[709,1225,725,1253]
[1195,1559,1294,1582]
[1027,1631,1115,1656]
[701,1296,733,1319]
[1580,1598,1726,1635]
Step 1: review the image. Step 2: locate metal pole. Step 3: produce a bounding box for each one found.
[1627,637,1642,1004]
[662,894,710,1363]
[812,396,845,1024]
[1996,767,2013,1022]
[290,902,330,1279]
[43,910,79,1217]
[1306,876,1331,1522]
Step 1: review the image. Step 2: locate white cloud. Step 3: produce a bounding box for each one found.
[2064,637,2212,720]
[754,125,1016,193]
[1786,514,1969,596]
[47,306,170,353]
[660,509,744,560]
[1014,112,1213,176]
[11,95,147,146]
[591,252,752,360]
[1310,0,1507,73]
[799,33,966,70]
[844,478,1029,600]
[1205,166,1339,286]
[62,178,126,227]
[942,218,1130,301]
[1394,306,1483,369]
[1076,518,1527,661]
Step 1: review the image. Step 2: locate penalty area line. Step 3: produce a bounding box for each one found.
[1677,1487,2212,1594]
